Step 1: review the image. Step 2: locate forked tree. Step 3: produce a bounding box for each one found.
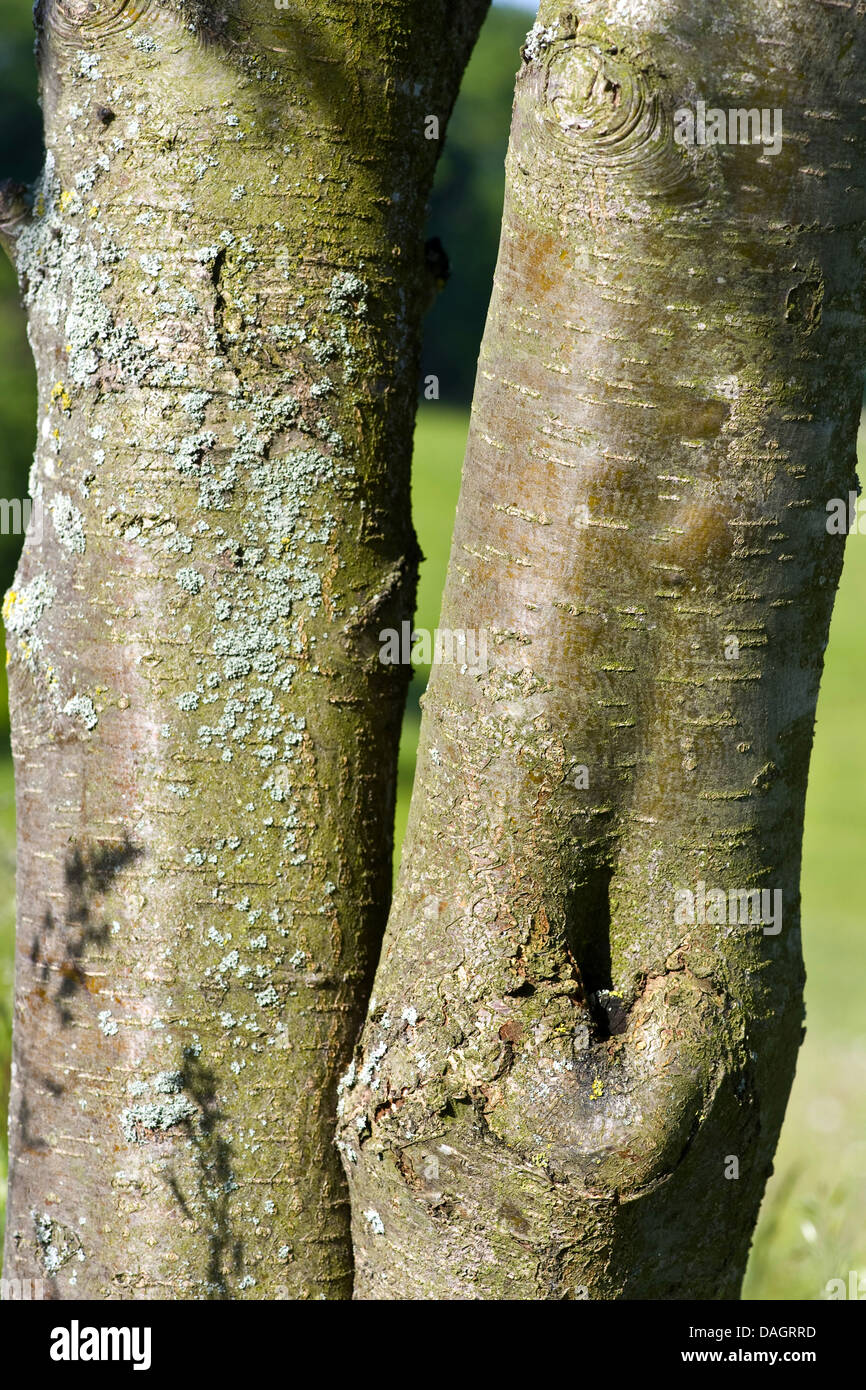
[3,0,866,1299]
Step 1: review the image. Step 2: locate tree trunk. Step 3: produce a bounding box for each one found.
[339,0,866,1298]
[1,0,487,1298]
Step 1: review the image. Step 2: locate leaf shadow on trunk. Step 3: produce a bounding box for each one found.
[165,1050,244,1298]
[27,836,143,1027]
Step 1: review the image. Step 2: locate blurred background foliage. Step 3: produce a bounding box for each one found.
[0,0,864,1299]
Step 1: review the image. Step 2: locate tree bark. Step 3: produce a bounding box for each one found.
[339,0,866,1298]
[2,0,487,1298]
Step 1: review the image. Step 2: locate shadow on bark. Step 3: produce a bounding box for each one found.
[165,1050,243,1298]
[28,835,142,1026]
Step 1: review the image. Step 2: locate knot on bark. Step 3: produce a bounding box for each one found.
[519,28,708,205]
[784,263,825,339]
[337,958,729,1214]
[40,0,153,46]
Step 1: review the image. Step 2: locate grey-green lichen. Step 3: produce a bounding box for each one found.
[49,492,86,553]
[4,0,490,1302]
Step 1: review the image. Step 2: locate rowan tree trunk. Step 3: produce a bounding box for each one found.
[1,0,487,1298]
[339,1,866,1297]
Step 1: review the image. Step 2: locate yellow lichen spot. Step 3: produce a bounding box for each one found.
[51,382,72,412]
[2,590,18,624]
[590,1078,604,1100]
[35,193,45,217]
[89,204,99,219]
[59,189,74,211]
